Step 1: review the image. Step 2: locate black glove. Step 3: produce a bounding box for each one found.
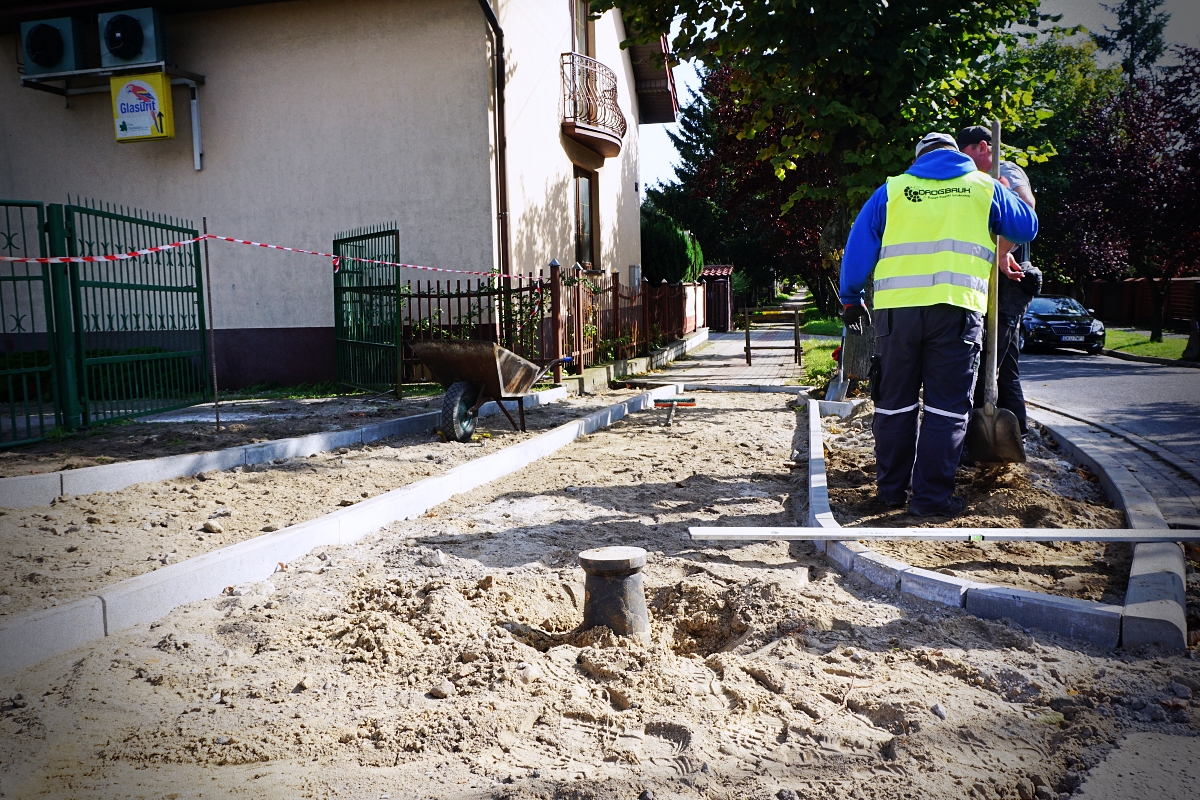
[843,303,872,335]
[1019,264,1042,298]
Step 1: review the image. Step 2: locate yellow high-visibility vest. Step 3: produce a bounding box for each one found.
[874,171,996,312]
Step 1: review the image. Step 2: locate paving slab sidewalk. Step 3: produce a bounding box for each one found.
[653,327,810,386]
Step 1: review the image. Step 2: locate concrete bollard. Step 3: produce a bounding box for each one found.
[579,546,650,642]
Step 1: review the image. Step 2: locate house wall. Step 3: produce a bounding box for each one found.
[0,0,645,387]
[0,0,494,386]
[499,0,641,282]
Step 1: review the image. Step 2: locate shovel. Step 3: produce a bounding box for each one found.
[966,118,1026,465]
[825,327,850,402]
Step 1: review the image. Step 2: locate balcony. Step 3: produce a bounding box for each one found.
[561,53,627,159]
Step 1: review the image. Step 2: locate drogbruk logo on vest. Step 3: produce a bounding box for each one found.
[902,185,972,203]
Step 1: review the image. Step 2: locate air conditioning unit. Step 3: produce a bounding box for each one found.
[97,7,167,68]
[19,17,87,75]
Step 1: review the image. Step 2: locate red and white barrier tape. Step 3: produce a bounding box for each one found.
[0,233,498,276]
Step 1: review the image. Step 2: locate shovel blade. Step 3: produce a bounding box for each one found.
[966,407,1026,464]
[824,377,849,402]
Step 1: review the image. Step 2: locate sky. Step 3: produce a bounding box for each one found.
[636,0,1200,195]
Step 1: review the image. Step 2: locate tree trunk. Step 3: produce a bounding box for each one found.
[1183,283,1200,362]
[1147,277,1165,343]
[842,277,875,380]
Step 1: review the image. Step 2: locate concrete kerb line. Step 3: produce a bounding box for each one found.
[795,398,1158,649]
[1028,407,1188,650]
[0,386,569,510]
[0,385,681,678]
[1026,399,1200,488]
[1101,348,1200,370]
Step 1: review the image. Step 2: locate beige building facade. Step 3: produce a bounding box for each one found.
[0,0,675,385]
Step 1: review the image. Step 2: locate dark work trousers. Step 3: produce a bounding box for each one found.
[872,304,983,513]
[974,315,1029,434]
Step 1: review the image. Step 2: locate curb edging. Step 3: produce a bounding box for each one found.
[0,388,569,510]
[0,385,681,677]
[804,399,1153,650]
[1101,348,1200,369]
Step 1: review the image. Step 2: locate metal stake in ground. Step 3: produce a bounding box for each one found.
[202,217,220,432]
[579,546,650,642]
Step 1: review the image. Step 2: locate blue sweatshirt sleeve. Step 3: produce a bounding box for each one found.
[839,184,888,306]
[990,180,1038,243]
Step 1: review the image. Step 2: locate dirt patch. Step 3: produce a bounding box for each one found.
[0,393,446,478]
[823,409,1128,602]
[1,390,1196,800]
[0,390,637,619]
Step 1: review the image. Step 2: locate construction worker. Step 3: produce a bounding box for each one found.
[958,125,1043,435]
[839,131,1038,516]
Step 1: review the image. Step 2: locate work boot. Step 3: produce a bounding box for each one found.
[908,495,967,518]
[879,491,908,509]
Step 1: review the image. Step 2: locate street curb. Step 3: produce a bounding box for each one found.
[1026,400,1200,487]
[804,399,1136,648]
[0,385,679,678]
[0,387,569,510]
[1028,408,1187,650]
[1101,348,1200,369]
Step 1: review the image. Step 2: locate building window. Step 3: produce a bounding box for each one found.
[572,0,591,56]
[574,166,595,267]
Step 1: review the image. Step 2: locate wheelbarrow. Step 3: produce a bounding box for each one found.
[409,340,572,443]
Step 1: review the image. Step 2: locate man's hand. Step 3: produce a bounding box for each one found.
[843,303,872,335]
[1000,252,1023,282]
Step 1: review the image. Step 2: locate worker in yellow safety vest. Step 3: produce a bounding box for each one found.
[839,131,1038,517]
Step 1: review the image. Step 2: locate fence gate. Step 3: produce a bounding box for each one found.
[334,224,402,393]
[0,201,59,446]
[62,199,210,427]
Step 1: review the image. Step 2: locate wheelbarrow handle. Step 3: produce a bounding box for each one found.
[532,356,573,386]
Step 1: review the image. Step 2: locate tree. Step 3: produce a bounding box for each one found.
[1053,50,1200,342]
[648,67,840,311]
[640,204,704,283]
[598,0,1057,316]
[999,33,1123,285]
[1092,0,1170,81]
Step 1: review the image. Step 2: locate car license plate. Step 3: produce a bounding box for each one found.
[1062,335,1084,342]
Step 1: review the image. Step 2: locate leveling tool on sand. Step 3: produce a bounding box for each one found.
[688,526,1200,543]
[966,117,1025,465]
[654,397,694,426]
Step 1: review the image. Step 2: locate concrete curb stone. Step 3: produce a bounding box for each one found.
[0,597,106,677]
[0,472,62,508]
[899,568,990,608]
[1028,408,1185,650]
[852,550,909,591]
[966,586,1122,648]
[1101,348,1200,369]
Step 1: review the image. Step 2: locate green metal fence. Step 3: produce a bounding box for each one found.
[333,224,402,393]
[0,201,59,446]
[62,199,210,426]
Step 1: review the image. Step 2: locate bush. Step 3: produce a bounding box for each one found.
[641,206,703,284]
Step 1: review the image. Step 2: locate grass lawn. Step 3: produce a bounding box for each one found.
[802,339,838,383]
[802,317,842,336]
[1104,329,1188,360]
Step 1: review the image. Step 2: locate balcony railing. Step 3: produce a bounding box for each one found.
[561,52,627,158]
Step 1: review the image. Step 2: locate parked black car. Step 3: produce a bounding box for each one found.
[1020,295,1105,354]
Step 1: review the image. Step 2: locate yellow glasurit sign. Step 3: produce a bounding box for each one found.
[110,73,175,141]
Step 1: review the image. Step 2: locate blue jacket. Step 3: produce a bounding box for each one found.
[839,149,1039,306]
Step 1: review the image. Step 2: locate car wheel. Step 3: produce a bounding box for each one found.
[1018,330,1027,352]
[1087,345,1103,355]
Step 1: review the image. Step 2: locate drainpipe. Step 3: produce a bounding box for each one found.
[476,0,512,276]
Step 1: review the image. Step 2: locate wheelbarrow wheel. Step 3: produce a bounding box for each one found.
[442,381,481,443]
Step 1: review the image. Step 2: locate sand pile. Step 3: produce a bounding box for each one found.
[1,392,1195,799]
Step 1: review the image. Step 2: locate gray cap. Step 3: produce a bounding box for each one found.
[915,132,959,158]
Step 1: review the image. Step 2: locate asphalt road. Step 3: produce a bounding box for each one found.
[1020,349,1200,465]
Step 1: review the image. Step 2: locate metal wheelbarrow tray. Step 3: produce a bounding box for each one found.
[409,340,570,442]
